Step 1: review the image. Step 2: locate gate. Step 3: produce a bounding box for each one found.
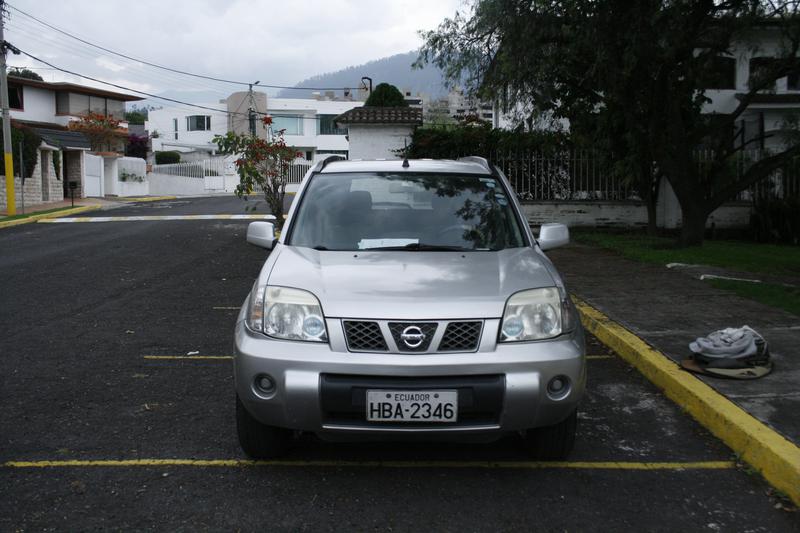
[83,153,104,197]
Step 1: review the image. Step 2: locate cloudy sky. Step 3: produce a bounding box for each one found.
[5,0,464,103]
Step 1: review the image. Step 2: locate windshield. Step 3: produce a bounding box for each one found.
[288,172,527,251]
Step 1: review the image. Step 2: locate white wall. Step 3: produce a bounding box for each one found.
[147,105,228,153]
[520,180,751,229]
[347,125,414,160]
[10,86,70,126]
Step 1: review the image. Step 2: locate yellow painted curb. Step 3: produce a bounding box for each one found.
[575,297,800,506]
[116,196,176,202]
[0,204,102,229]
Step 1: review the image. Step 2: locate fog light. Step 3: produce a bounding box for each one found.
[547,375,571,400]
[254,374,276,395]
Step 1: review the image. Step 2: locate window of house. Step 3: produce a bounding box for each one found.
[318,114,347,135]
[749,57,779,90]
[272,115,303,135]
[173,118,178,140]
[186,115,211,131]
[70,93,90,116]
[56,91,69,114]
[702,56,736,90]
[106,99,124,120]
[8,83,23,109]
[90,95,106,114]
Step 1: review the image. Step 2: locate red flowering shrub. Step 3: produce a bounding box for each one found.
[214,128,299,227]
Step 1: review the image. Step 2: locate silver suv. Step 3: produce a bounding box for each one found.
[235,157,585,459]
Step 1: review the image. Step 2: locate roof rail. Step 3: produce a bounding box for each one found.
[315,155,346,172]
[456,156,492,173]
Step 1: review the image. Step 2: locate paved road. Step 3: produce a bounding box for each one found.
[1,197,797,531]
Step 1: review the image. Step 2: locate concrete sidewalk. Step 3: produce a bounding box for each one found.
[549,243,800,444]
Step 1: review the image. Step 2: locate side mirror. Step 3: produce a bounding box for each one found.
[247,221,276,249]
[537,223,569,251]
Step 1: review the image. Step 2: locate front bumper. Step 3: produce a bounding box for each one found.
[234,317,586,436]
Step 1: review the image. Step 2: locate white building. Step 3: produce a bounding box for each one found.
[146,92,363,161]
[0,76,143,208]
[701,28,800,151]
[335,107,423,160]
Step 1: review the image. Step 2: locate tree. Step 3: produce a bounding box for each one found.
[8,68,43,81]
[67,113,123,152]
[126,134,148,159]
[418,0,800,245]
[364,83,408,107]
[215,116,301,227]
[125,111,147,125]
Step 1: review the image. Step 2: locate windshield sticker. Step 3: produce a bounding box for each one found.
[359,238,419,250]
[480,178,496,188]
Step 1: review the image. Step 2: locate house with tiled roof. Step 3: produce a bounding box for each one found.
[1,76,143,211]
[334,106,422,159]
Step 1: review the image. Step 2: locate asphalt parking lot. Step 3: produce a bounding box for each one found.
[1,197,797,531]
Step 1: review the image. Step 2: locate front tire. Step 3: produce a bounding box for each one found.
[236,395,292,459]
[522,409,577,460]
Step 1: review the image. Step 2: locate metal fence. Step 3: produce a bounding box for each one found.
[489,149,800,203]
[694,149,800,202]
[287,160,312,184]
[151,159,227,178]
[490,150,632,201]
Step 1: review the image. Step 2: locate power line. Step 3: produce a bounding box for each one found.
[8,3,363,92]
[16,46,358,122]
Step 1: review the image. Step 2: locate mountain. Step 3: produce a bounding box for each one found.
[279,51,447,99]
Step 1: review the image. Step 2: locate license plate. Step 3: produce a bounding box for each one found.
[366,390,458,422]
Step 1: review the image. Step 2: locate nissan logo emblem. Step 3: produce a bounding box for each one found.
[400,326,426,348]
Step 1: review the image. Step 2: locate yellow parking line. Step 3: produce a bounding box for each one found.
[586,355,614,360]
[142,355,233,360]
[3,459,735,470]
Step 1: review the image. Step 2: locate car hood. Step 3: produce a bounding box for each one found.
[266,246,557,319]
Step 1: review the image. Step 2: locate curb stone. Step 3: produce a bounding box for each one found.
[0,204,102,230]
[575,297,800,506]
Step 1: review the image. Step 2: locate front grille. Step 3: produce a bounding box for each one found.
[438,321,483,352]
[343,321,388,352]
[388,322,437,352]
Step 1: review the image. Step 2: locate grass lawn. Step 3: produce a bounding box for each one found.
[707,279,800,316]
[572,231,800,277]
[0,206,77,222]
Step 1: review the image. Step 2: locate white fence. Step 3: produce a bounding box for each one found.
[148,158,240,195]
[151,159,228,178]
[287,160,312,184]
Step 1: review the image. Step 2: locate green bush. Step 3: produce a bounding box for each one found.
[364,83,408,107]
[155,151,181,164]
[406,120,571,159]
[0,124,41,178]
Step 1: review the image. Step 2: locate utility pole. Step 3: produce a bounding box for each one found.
[247,81,260,138]
[0,1,16,215]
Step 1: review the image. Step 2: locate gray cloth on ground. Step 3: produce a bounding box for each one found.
[689,326,761,360]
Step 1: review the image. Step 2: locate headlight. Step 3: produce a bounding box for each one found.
[247,283,328,342]
[499,287,572,342]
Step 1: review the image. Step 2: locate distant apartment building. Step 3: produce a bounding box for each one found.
[420,88,497,126]
[146,91,363,161]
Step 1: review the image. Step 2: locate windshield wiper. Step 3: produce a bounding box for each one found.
[311,245,329,251]
[365,243,471,252]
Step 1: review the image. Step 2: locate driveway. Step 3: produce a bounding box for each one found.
[0,197,796,530]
